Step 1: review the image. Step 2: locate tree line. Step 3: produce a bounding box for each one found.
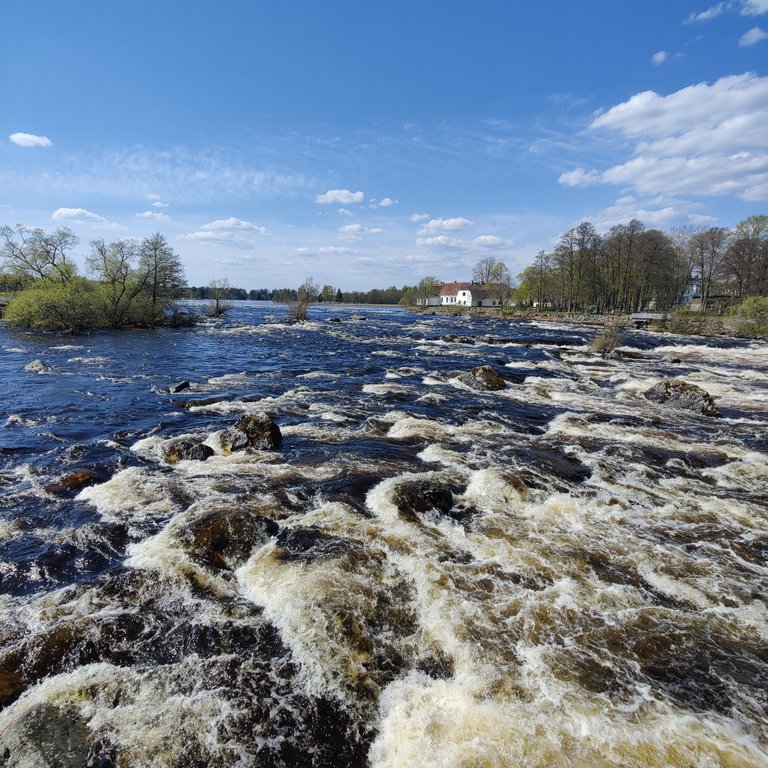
[515,215,768,313]
[0,225,187,331]
[183,283,413,305]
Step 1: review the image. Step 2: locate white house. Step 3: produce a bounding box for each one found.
[439,282,502,307]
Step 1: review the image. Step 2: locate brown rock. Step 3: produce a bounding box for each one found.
[458,365,506,391]
[44,471,99,496]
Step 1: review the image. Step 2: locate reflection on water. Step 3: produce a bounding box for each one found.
[1,302,767,766]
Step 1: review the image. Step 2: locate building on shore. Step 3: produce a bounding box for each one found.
[438,282,503,307]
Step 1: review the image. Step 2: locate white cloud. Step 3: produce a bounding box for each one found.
[586,194,718,232]
[686,3,729,22]
[559,72,768,201]
[337,208,353,216]
[183,217,267,244]
[51,207,121,229]
[652,50,668,65]
[418,216,474,234]
[135,210,169,221]
[293,246,357,256]
[152,201,170,209]
[416,235,464,248]
[410,213,430,222]
[377,197,398,207]
[558,168,601,187]
[202,217,265,232]
[9,132,52,148]
[740,25,768,44]
[473,235,506,247]
[742,0,768,14]
[315,188,365,204]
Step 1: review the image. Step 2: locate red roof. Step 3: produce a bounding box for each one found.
[438,281,473,296]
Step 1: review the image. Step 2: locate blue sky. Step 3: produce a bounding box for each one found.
[2,0,767,290]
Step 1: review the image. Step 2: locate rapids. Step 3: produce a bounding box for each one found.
[0,302,767,767]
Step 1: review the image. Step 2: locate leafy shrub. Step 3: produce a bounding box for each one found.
[5,278,103,332]
[728,297,768,335]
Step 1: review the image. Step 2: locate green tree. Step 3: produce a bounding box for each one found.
[335,288,343,303]
[138,233,186,320]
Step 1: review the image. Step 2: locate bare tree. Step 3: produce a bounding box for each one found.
[291,277,320,321]
[473,257,502,285]
[87,238,146,325]
[0,225,79,285]
[208,278,232,316]
[691,227,729,308]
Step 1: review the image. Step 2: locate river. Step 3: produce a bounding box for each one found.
[1,302,767,767]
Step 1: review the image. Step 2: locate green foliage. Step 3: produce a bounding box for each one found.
[5,278,102,332]
[728,296,768,335]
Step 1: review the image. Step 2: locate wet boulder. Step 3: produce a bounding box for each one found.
[163,437,215,463]
[457,365,506,391]
[221,413,282,452]
[392,480,455,523]
[0,703,93,768]
[44,470,101,496]
[24,359,51,373]
[644,379,721,417]
[185,509,279,570]
[168,380,191,393]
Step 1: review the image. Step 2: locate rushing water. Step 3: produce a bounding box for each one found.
[1,302,767,767]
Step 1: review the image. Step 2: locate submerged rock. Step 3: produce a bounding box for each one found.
[644,379,721,417]
[24,359,51,373]
[163,437,215,463]
[221,413,282,452]
[441,334,475,345]
[0,702,92,768]
[457,365,506,391]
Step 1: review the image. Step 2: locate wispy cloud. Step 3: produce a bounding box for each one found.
[1,145,312,204]
[293,246,357,256]
[409,213,430,222]
[52,207,122,229]
[651,50,668,65]
[9,132,52,148]
[740,25,768,44]
[371,197,398,208]
[742,0,768,15]
[415,235,465,248]
[315,188,364,204]
[686,2,729,23]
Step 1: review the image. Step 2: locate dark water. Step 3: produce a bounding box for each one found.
[1,302,767,767]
